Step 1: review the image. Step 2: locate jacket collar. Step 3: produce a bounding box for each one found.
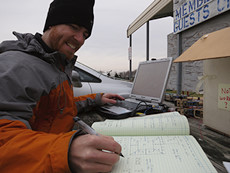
[0,31,77,67]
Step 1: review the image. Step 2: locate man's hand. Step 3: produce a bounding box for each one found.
[69,134,122,173]
[101,93,125,105]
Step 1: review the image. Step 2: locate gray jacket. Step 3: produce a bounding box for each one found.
[0,32,102,130]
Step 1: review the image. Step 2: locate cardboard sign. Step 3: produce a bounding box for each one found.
[174,27,230,63]
[218,84,230,111]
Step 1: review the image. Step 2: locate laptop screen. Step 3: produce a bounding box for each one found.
[130,57,172,103]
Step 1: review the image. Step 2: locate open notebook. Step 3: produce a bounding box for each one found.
[98,57,173,119]
[92,112,217,173]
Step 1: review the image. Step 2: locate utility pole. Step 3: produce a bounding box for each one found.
[129,35,132,81]
[177,33,182,95]
[146,21,149,61]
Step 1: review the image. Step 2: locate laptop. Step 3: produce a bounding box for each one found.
[97,57,173,119]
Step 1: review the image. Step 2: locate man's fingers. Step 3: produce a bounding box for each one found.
[101,93,125,104]
[87,148,120,165]
[69,135,121,173]
[92,135,122,157]
[71,158,114,173]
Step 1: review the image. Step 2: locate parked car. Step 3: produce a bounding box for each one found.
[72,61,132,98]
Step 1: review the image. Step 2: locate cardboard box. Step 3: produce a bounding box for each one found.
[174,27,230,136]
[203,58,230,136]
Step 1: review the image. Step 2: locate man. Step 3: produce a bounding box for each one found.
[0,0,124,172]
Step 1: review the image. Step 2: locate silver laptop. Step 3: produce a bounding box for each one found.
[100,57,173,117]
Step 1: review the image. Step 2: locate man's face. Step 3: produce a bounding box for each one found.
[45,24,89,60]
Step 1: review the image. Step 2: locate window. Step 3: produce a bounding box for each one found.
[73,67,101,83]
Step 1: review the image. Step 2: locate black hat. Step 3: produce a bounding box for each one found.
[43,0,95,38]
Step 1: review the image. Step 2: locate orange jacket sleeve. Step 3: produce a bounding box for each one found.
[0,119,78,173]
[74,93,103,114]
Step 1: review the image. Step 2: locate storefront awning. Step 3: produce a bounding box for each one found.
[127,0,173,37]
[174,27,230,62]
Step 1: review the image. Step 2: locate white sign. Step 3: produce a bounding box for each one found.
[128,47,132,61]
[174,0,230,33]
[218,83,230,111]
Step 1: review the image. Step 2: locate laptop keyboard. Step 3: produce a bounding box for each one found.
[115,100,149,111]
[100,100,166,117]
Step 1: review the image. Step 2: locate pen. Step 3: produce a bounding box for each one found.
[73,117,124,157]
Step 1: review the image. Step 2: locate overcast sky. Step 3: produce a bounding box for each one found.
[0,0,173,73]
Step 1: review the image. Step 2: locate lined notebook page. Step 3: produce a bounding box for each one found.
[92,112,190,136]
[111,136,217,173]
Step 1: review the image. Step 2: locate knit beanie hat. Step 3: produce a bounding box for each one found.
[43,0,95,38]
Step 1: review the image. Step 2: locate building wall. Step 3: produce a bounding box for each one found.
[167,10,230,92]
